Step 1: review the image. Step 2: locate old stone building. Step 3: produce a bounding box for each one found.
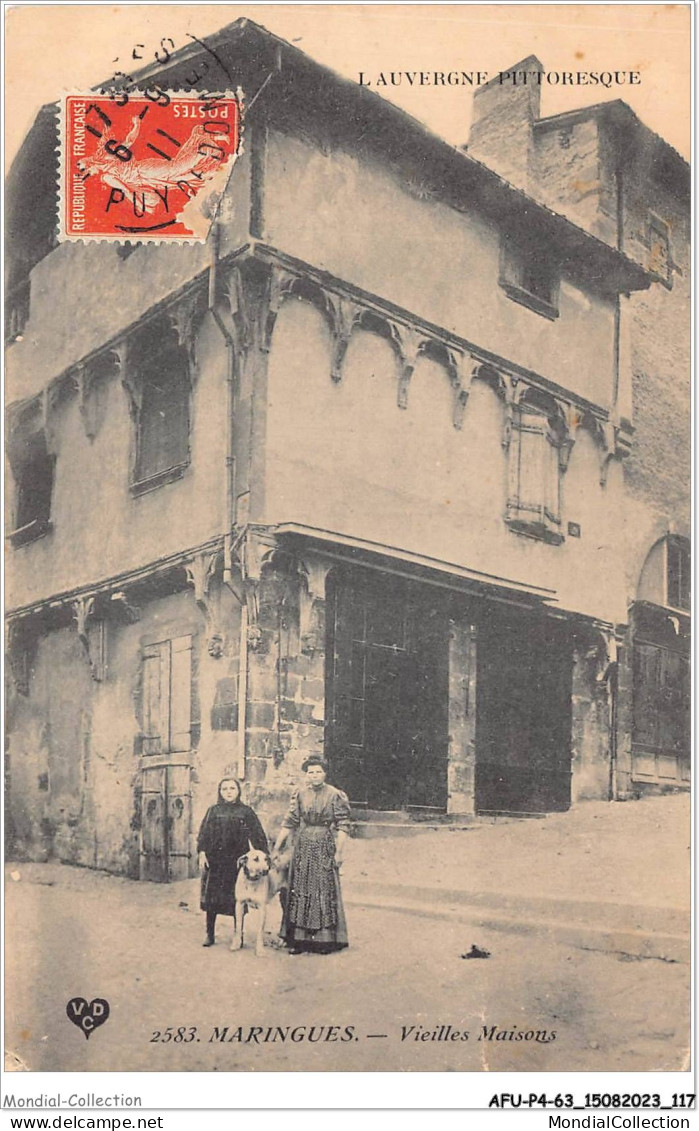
[469,59,691,796]
[5,23,667,881]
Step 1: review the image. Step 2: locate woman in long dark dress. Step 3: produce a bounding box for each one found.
[273,756,350,955]
[197,778,268,947]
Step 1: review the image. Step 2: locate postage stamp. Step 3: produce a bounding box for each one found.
[59,91,242,241]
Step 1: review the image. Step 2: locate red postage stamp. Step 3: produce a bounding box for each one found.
[59,92,242,241]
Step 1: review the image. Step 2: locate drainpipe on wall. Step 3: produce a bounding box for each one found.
[207,225,248,781]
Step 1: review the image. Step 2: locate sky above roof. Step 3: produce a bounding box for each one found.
[5,3,690,171]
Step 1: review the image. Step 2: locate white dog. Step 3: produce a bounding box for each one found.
[231,844,285,957]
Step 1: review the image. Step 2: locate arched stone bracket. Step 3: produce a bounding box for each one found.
[327,294,362,383]
[220,252,618,451]
[393,324,427,408]
[166,289,207,377]
[225,260,298,357]
[109,339,138,421]
[599,418,633,487]
[42,382,69,457]
[553,403,580,472]
[72,595,106,681]
[297,558,331,655]
[501,375,526,450]
[76,353,119,441]
[185,550,222,655]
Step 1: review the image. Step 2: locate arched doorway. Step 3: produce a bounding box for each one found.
[631,536,690,788]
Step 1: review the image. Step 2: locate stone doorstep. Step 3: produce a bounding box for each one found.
[343,895,690,965]
[342,881,689,939]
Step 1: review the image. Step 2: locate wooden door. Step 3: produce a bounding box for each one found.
[140,765,168,881]
[326,569,449,811]
[139,764,192,882]
[475,614,572,813]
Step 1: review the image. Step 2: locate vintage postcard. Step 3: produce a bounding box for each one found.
[3,0,692,1114]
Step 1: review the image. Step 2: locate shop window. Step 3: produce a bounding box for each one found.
[648,214,672,286]
[9,429,55,547]
[506,405,564,545]
[132,334,190,493]
[499,238,559,320]
[667,537,690,612]
[141,635,193,754]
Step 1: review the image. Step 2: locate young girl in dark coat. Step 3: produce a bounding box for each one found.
[197,778,268,947]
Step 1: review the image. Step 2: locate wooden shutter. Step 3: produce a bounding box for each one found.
[142,642,170,755]
[170,635,193,752]
[507,408,563,542]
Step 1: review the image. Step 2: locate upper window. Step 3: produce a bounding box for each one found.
[499,238,559,320]
[666,537,690,612]
[648,214,672,287]
[9,427,55,547]
[506,403,564,545]
[132,332,191,493]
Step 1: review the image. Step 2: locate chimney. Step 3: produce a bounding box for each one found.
[467,56,543,189]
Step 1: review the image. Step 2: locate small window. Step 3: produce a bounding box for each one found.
[667,537,690,612]
[506,405,564,545]
[132,334,190,493]
[499,238,559,319]
[9,429,55,547]
[648,215,672,286]
[141,635,193,754]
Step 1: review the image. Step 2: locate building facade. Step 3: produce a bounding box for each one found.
[6,22,670,882]
[469,59,691,795]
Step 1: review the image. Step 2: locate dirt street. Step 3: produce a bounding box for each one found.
[5,860,689,1074]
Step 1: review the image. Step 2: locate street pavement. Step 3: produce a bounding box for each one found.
[4,793,690,1073]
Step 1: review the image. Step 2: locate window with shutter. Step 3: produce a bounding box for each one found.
[8,426,55,547]
[132,330,191,493]
[506,406,564,544]
[141,635,192,755]
[499,237,560,320]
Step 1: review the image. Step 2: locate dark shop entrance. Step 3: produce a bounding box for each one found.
[475,610,573,814]
[326,567,449,812]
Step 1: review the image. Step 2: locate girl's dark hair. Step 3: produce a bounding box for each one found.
[217,778,242,803]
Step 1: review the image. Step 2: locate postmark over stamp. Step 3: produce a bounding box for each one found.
[59,91,242,241]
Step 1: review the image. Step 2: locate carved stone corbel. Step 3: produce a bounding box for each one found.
[225,260,297,357]
[72,596,105,681]
[166,289,206,377]
[599,419,620,487]
[110,339,138,420]
[264,265,298,352]
[185,551,221,652]
[327,294,361,383]
[41,382,64,456]
[77,353,118,441]
[445,349,474,430]
[394,325,427,408]
[298,559,330,656]
[555,403,581,472]
[501,375,525,449]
